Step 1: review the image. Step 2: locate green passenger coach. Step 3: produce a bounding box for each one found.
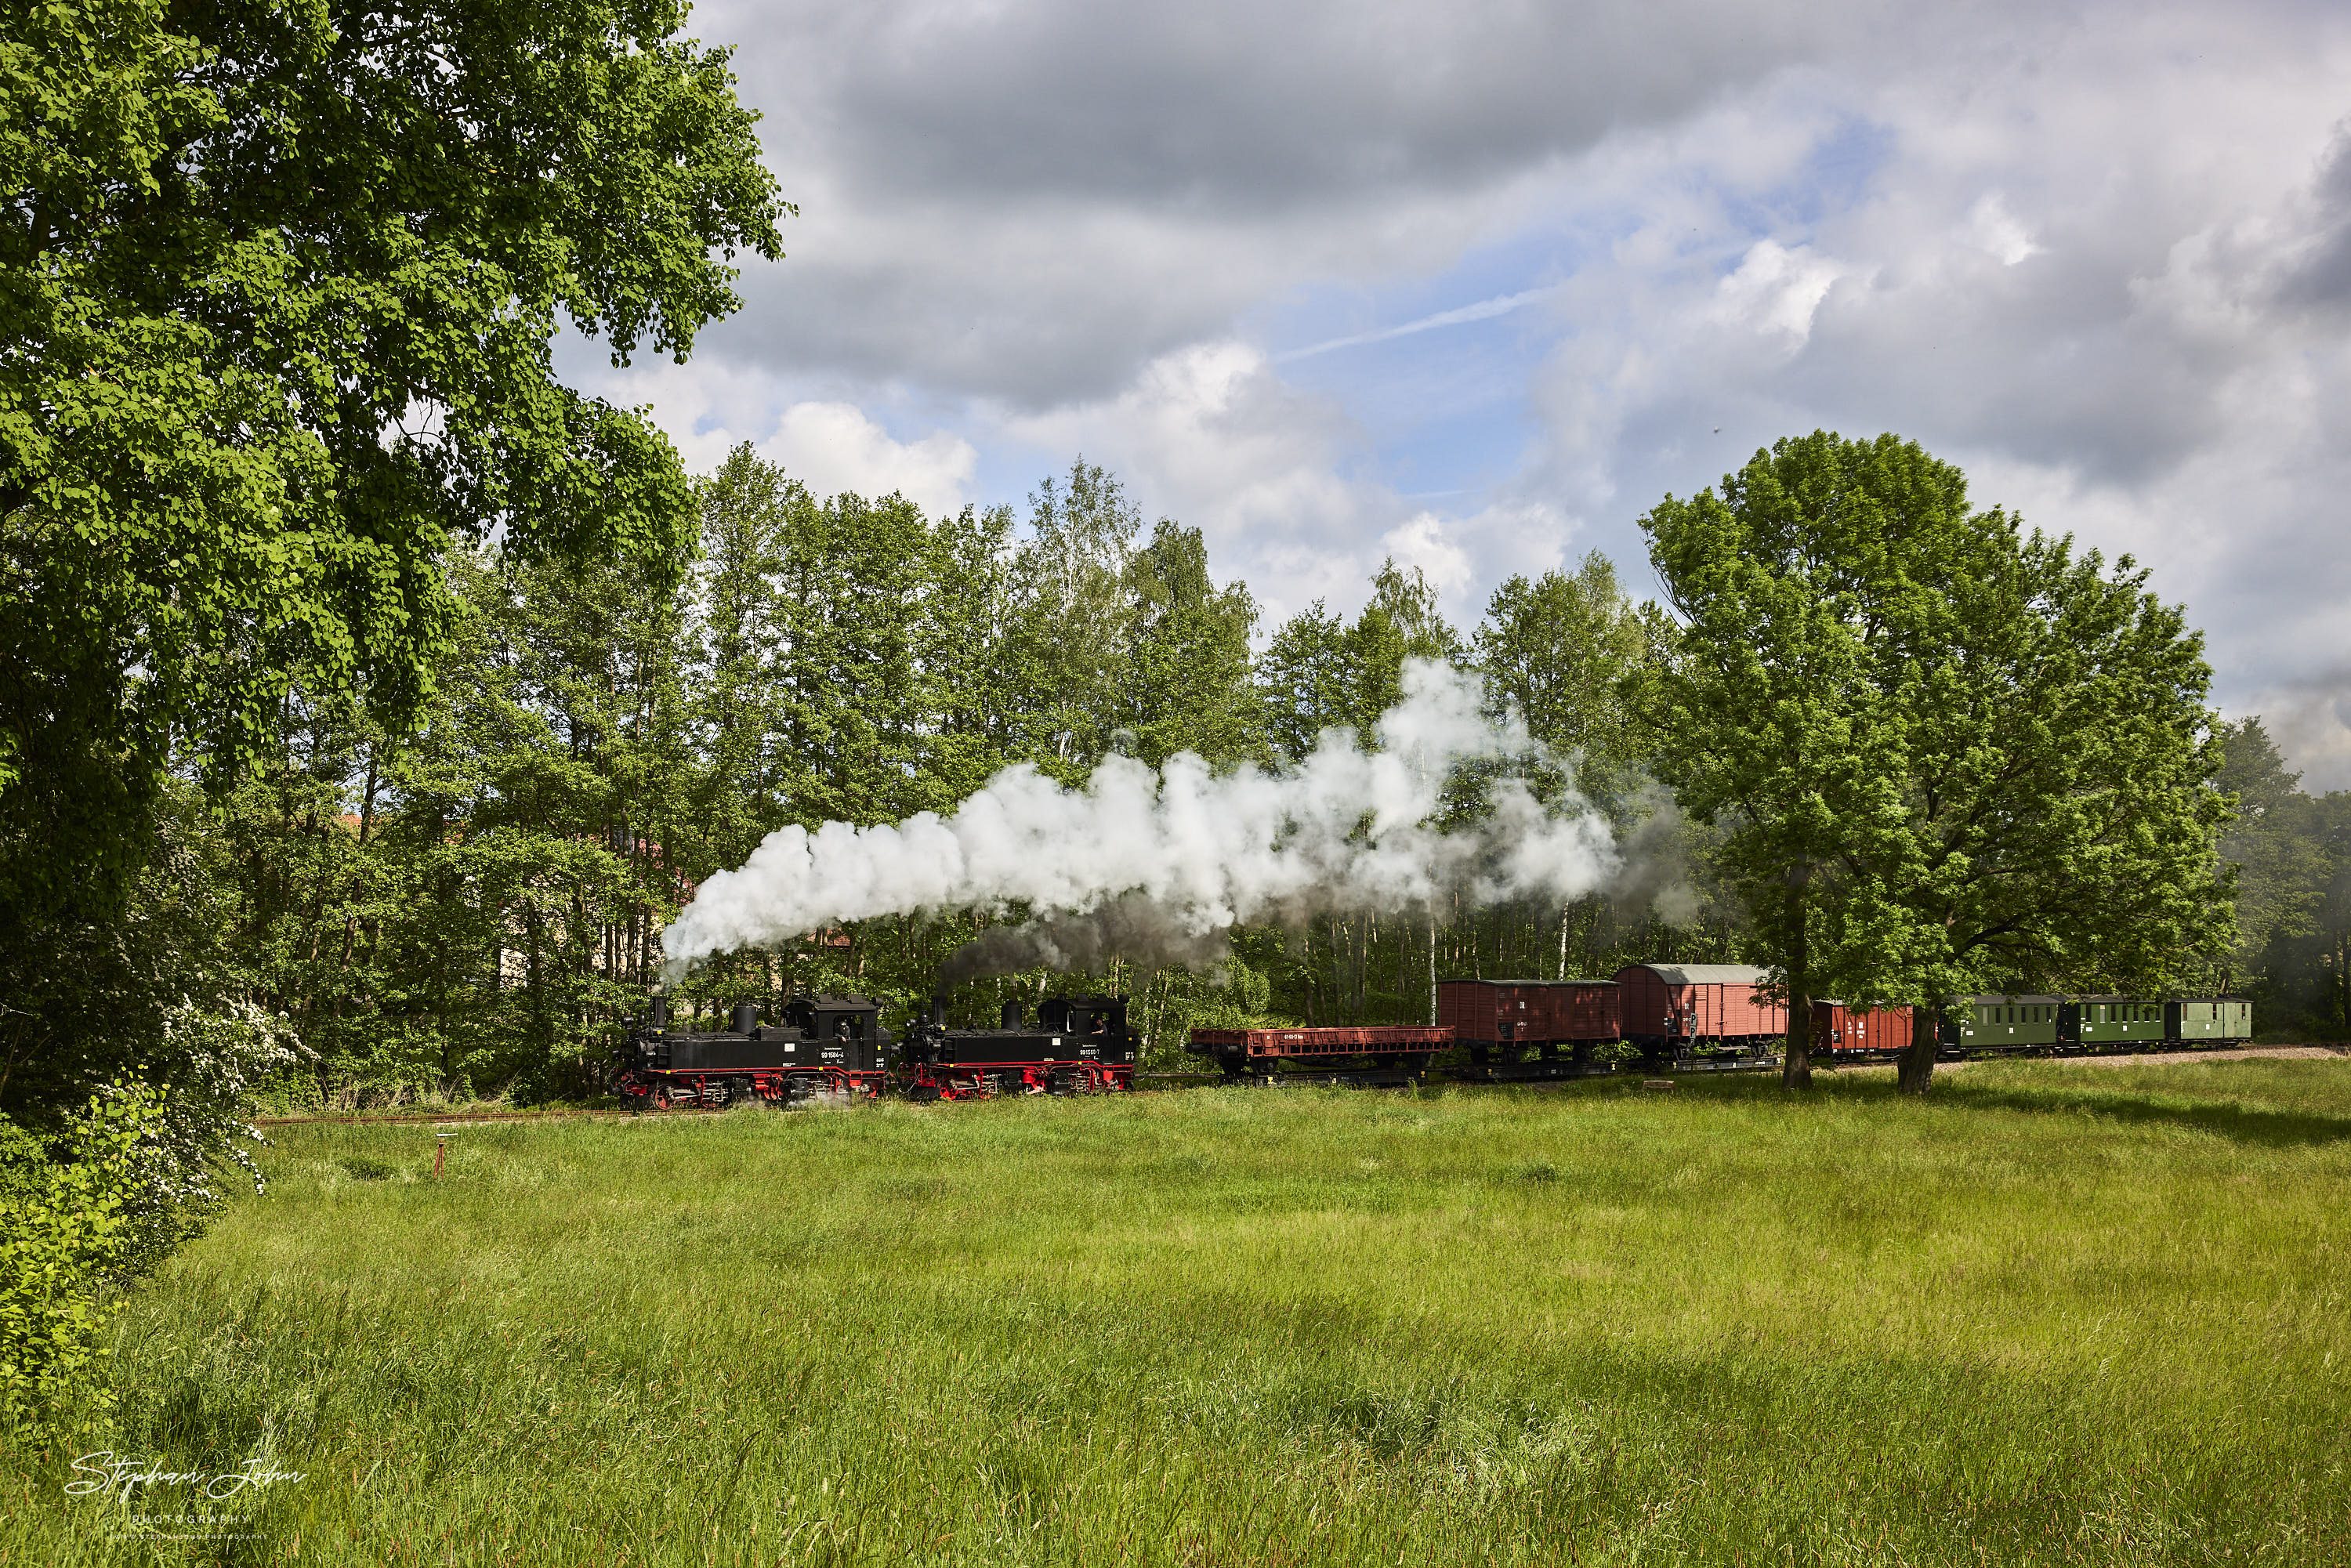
[2075,997,2167,1048]
[1954,996,2065,1050]
[1946,994,2255,1055]
[2168,998,2253,1043]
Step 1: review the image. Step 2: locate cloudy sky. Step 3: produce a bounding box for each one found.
[571,0,2351,787]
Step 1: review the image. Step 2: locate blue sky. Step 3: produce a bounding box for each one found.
[571,0,2351,787]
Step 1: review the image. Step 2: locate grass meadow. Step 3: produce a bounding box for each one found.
[6,1059,2350,1566]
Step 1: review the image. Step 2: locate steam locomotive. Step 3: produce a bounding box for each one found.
[610,993,1139,1107]
[899,996,1139,1100]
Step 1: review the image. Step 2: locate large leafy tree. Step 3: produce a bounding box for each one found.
[1,0,784,1109]
[1641,433,2232,1091]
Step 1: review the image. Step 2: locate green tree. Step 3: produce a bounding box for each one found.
[1640,433,2232,1092]
[2211,717,2327,994]
[1259,559,1459,764]
[1259,601,1352,765]
[1473,551,1683,984]
[1005,460,1140,777]
[1120,520,1261,768]
[922,502,1023,802]
[2,0,784,1114]
[1475,551,1654,795]
[380,543,694,1094]
[689,447,801,879]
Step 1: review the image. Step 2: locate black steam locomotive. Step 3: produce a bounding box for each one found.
[612,994,893,1106]
[612,993,1138,1107]
[899,996,1139,1100]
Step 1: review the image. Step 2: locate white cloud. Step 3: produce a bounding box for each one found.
[1002,341,1408,620]
[1379,512,1476,602]
[1962,192,2040,266]
[1711,240,1858,346]
[559,352,979,516]
[763,402,977,516]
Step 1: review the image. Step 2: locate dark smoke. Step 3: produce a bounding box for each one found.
[936,892,1233,985]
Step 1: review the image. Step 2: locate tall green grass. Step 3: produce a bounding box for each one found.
[9,1059,2350,1565]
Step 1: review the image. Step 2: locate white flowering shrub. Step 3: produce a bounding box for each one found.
[107,1000,304,1278]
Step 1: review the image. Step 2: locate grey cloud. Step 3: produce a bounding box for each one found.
[2273,120,2351,310]
[683,0,1929,400]
[717,0,1897,213]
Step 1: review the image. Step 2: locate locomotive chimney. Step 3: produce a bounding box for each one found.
[647,994,669,1030]
[1001,1000,1023,1030]
[930,996,947,1027]
[730,1001,759,1035]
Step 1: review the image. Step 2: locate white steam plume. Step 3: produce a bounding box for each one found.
[659,661,1621,983]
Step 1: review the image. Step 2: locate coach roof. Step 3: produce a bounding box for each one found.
[1625,964,1773,987]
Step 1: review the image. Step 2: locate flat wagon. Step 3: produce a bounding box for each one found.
[1189,1024,1452,1082]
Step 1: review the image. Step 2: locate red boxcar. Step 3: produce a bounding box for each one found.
[1810,1001,1913,1058]
[1612,963,1785,1059]
[1438,980,1622,1047]
[1549,981,1622,1042]
[1438,980,1551,1049]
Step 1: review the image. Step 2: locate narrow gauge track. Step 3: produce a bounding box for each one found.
[253,1106,730,1128]
[250,1039,2338,1128]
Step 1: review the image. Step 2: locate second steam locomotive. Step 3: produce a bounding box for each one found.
[611,994,1140,1107]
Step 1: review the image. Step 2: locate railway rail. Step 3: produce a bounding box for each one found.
[245,1038,2340,1128]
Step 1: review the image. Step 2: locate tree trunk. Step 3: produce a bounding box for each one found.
[1427,911,1437,1026]
[1897,1002,1940,1094]
[1782,885,1812,1088]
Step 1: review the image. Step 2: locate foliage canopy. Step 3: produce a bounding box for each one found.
[1641,432,2233,1088]
[1,0,784,1106]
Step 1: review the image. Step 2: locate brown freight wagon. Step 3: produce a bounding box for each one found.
[1437,979,1620,1065]
[1810,1000,1913,1059]
[1189,1025,1451,1079]
[1612,963,1784,1063]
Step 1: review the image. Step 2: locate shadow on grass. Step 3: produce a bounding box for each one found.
[1930,1080,2351,1149]
[1632,1066,2351,1150]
